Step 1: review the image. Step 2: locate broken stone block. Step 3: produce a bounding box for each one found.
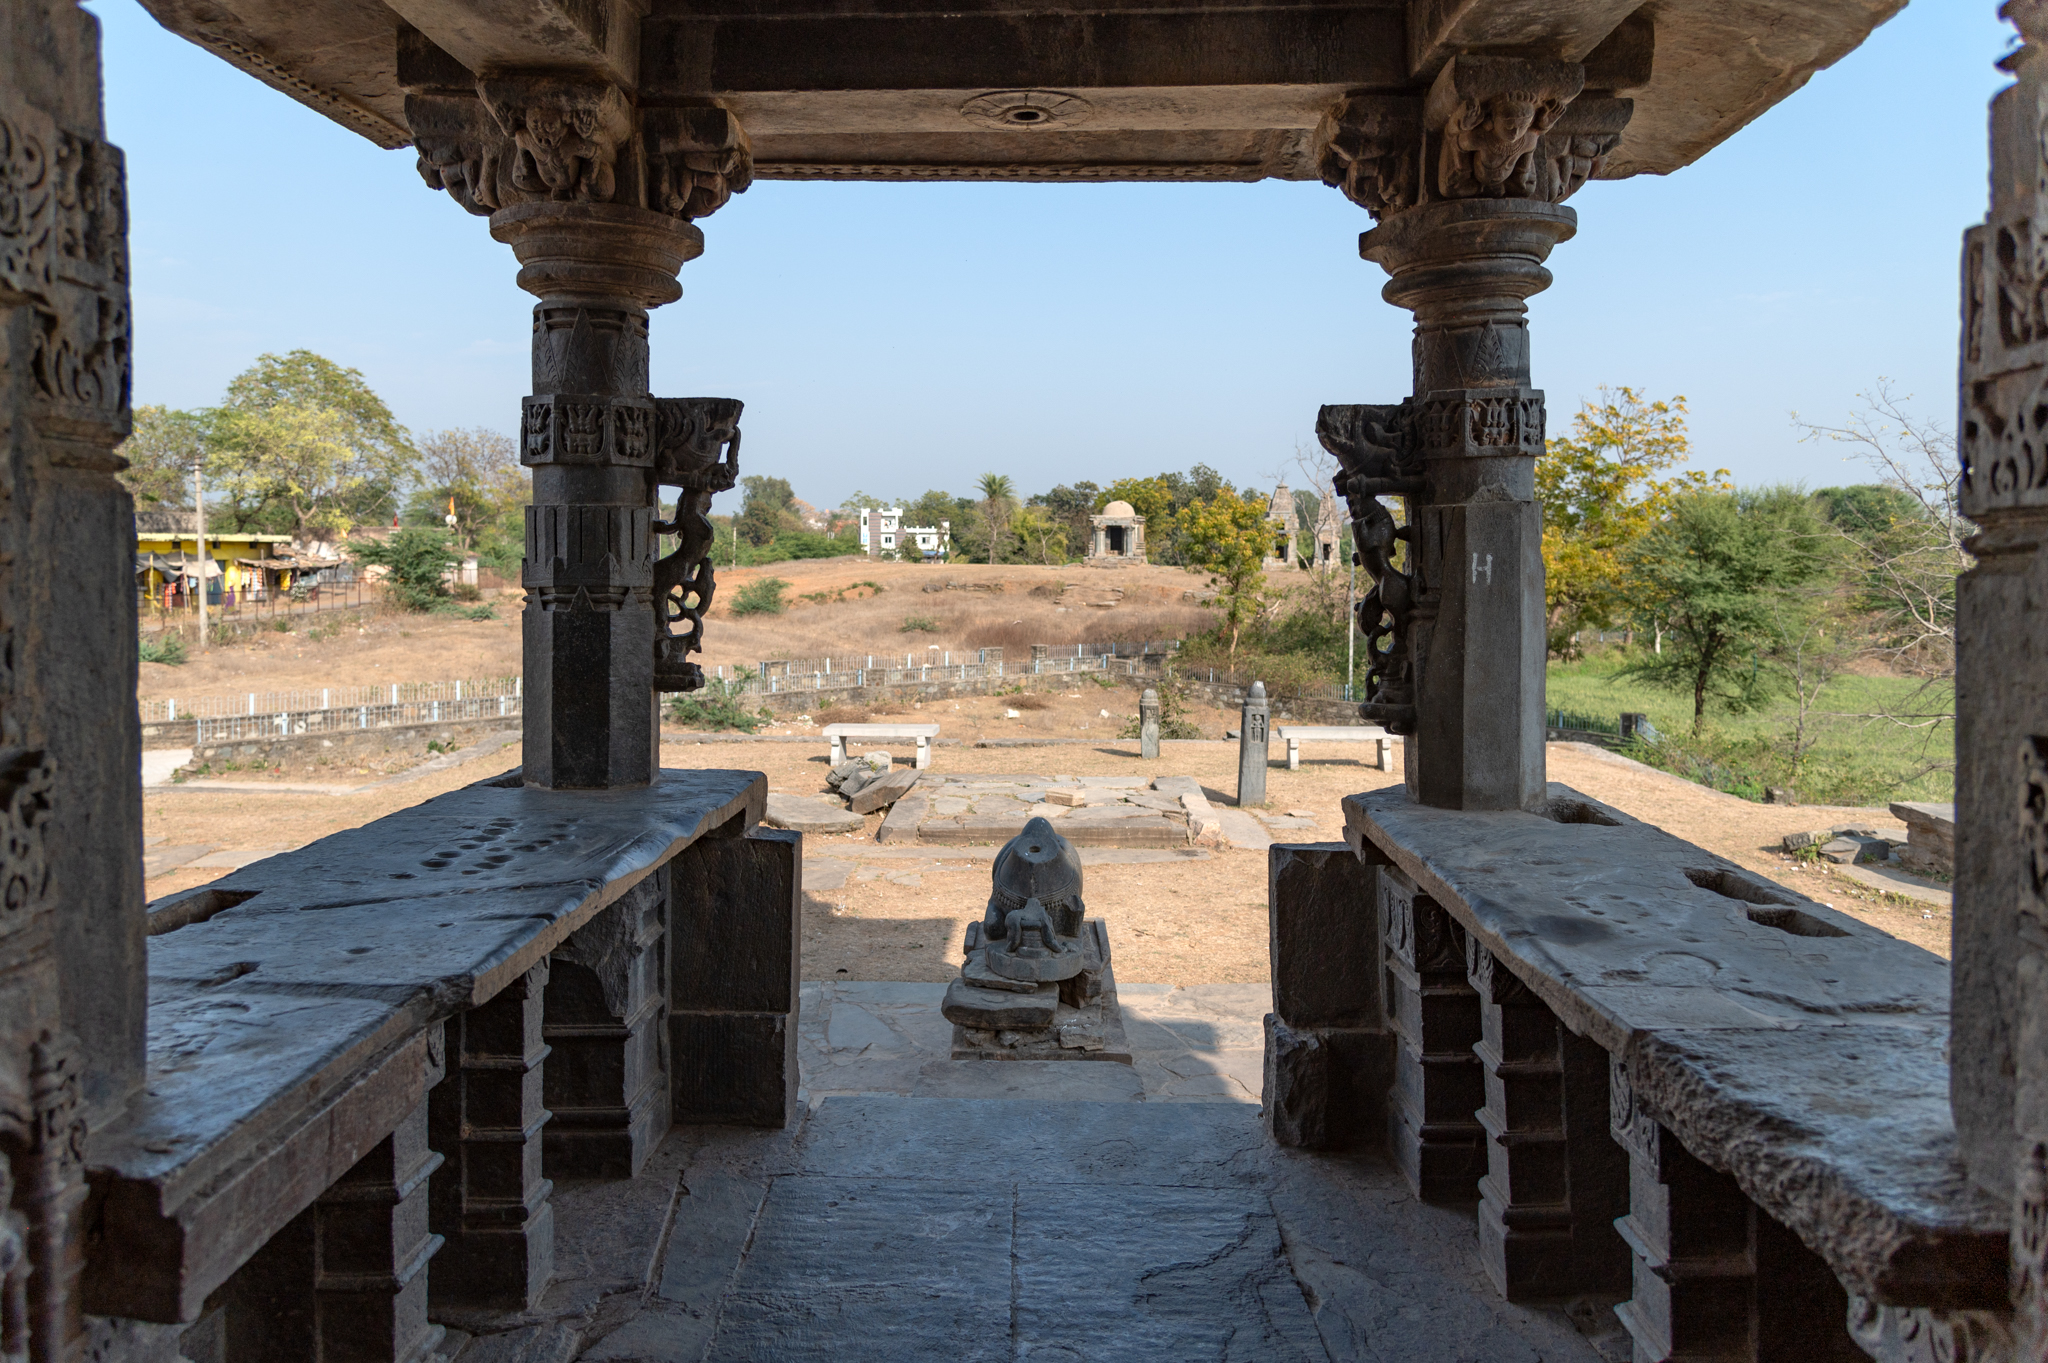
[1781,829,1833,852]
[762,793,863,834]
[942,978,1058,1029]
[1043,788,1086,807]
[1818,838,1862,864]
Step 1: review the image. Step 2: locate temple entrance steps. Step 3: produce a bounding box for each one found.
[446,1096,1613,1361]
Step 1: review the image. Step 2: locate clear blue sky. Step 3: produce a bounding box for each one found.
[93,0,1999,509]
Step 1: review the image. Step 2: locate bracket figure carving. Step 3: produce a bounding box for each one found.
[1424,56,1583,201]
[644,107,754,222]
[1318,402,1421,734]
[650,398,742,693]
[478,77,634,205]
[409,93,506,216]
[1537,96,1632,203]
[1315,96,1422,219]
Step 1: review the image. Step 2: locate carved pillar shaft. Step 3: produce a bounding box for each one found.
[543,870,670,1179]
[428,962,553,1313]
[1361,201,1573,812]
[492,203,702,790]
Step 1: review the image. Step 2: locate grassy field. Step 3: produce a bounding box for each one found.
[1545,651,1953,806]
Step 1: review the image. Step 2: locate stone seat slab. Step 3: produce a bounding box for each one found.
[1345,782,2003,1310]
[88,767,764,1324]
[823,722,940,770]
[1275,723,1393,771]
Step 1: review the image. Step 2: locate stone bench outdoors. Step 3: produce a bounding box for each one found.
[825,721,939,770]
[1273,724,1393,772]
[88,767,801,1354]
[1266,786,2007,1359]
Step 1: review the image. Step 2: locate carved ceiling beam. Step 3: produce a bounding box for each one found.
[384,0,646,90]
[1405,0,1644,78]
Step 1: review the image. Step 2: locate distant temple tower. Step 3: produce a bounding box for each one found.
[1262,482,1298,570]
[1311,483,1342,570]
[1087,500,1147,565]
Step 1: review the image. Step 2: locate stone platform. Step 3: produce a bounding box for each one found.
[879,775,1197,847]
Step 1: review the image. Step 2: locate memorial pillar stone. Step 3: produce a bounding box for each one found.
[1139,689,1160,760]
[1237,682,1270,807]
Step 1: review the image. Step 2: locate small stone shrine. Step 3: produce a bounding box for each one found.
[941,817,1131,1062]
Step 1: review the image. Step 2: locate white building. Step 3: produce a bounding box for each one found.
[859,507,950,560]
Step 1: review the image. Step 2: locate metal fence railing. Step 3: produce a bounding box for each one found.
[143,676,522,725]
[720,652,1166,697]
[195,693,524,745]
[747,641,1179,678]
[139,582,377,631]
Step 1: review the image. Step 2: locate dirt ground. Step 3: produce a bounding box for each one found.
[137,557,1219,704]
[145,726,1950,984]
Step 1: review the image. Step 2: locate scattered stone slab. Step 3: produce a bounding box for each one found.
[763,792,865,834]
[848,767,920,815]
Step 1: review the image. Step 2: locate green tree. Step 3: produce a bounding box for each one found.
[976,473,1015,566]
[351,527,459,611]
[119,405,210,507]
[1621,486,1835,733]
[404,427,525,556]
[1177,486,1272,663]
[1538,388,1727,657]
[1011,505,1068,564]
[1032,483,1100,558]
[736,475,799,547]
[210,351,416,536]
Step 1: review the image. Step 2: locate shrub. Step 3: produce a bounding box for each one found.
[730,577,790,617]
[901,615,939,633]
[138,632,187,665]
[665,673,771,732]
[1012,693,1053,711]
[1119,667,1203,740]
[352,528,459,612]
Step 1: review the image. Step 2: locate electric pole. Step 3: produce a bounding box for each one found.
[192,462,208,653]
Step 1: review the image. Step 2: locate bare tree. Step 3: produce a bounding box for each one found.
[1794,381,1969,737]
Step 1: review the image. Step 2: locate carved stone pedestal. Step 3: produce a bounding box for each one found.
[544,871,670,1179]
[429,964,553,1313]
[669,826,801,1127]
[1611,1057,1864,1362]
[1466,942,1626,1301]
[1378,860,1484,1201]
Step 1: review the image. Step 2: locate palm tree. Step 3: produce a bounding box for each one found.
[976,472,1014,567]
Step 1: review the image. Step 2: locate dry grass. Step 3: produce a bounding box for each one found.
[1010,693,1055,711]
[813,705,871,725]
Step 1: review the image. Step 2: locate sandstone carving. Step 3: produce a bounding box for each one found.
[479,76,634,205]
[644,107,754,221]
[1314,95,1422,218]
[943,818,1128,1060]
[1424,56,1584,201]
[651,397,742,692]
[1318,402,1419,734]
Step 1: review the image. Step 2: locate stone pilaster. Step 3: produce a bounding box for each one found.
[491,203,703,789]
[1361,202,1571,812]
[1610,1056,1868,1362]
[428,962,553,1312]
[1377,859,1484,1201]
[543,871,670,1179]
[1465,941,1626,1300]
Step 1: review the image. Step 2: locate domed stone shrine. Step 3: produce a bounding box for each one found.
[1087,500,1147,565]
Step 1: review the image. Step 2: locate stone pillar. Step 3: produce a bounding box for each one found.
[1237,682,1270,807]
[428,962,553,1313]
[492,203,702,790]
[1376,855,1484,1201]
[1264,844,1392,1149]
[1362,201,1571,813]
[542,870,670,1180]
[1139,689,1160,759]
[669,826,801,1127]
[1315,58,1625,812]
[1465,941,1627,1300]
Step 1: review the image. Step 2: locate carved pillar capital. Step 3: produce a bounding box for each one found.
[490,200,704,308]
[1316,55,1631,220]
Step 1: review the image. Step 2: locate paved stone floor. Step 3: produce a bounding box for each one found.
[445,982,1622,1362]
